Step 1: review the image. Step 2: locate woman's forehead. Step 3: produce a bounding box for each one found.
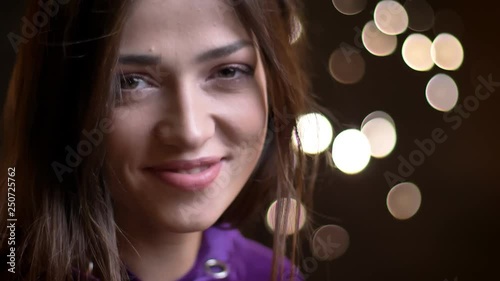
[120,0,251,52]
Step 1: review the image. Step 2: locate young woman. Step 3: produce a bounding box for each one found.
[0,0,322,280]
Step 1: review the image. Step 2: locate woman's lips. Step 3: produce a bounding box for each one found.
[145,160,223,191]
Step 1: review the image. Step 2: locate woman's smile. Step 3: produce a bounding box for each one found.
[143,157,226,191]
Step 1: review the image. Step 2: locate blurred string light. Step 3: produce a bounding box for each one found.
[311,225,350,261]
[331,129,371,174]
[426,73,459,112]
[292,112,334,155]
[332,0,367,16]
[361,111,397,158]
[387,182,422,220]
[329,48,366,84]
[289,15,303,44]
[402,33,434,71]
[374,0,409,35]
[266,198,307,235]
[325,0,465,177]
[360,111,395,129]
[362,20,398,57]
[431,33,464,71]
[404,0,434,32]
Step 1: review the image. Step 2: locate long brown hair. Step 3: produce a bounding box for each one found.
[0,0,322,280]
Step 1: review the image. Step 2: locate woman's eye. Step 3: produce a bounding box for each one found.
[212,65,254,80]
[115,74,158,105]
[119,74,154,90]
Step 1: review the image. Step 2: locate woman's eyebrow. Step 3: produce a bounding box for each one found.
[117,40,254,66]
[118,54,161,65]
[194,39,254,64]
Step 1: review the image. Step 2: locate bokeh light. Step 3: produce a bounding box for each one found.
[332,0,367,16]
[331,129,371,174]
[402,33,434,71]
[404,0,434,32]
[329,48,366,84]
[311,225,350,261]
[361,111,395,129]
[431,33,464,71]
[292,112,334,155]
[266,198,307,235]
[361,113,397,158]
[374,0,409,35]
[362,20,398,57]
[426,73,459,112]
[387,182,422,220]
[289,15,303,44]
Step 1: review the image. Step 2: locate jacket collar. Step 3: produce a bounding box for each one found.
[74,223,239,281]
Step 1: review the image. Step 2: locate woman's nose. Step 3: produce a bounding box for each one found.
[153,83,215,150]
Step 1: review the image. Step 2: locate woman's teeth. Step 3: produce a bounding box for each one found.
[173,165,211,174]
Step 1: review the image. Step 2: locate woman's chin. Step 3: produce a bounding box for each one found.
[159,213,220,233]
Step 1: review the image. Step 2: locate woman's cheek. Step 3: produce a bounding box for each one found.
[106,110,149,166]
[228,101,267,161]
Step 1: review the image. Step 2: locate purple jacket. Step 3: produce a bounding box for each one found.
[74,224,304,281]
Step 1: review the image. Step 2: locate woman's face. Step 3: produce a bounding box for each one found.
[105,0,268,233]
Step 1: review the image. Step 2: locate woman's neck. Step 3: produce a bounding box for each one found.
[116,222,203,281]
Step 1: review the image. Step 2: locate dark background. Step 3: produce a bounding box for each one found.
[2,1,499,281]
